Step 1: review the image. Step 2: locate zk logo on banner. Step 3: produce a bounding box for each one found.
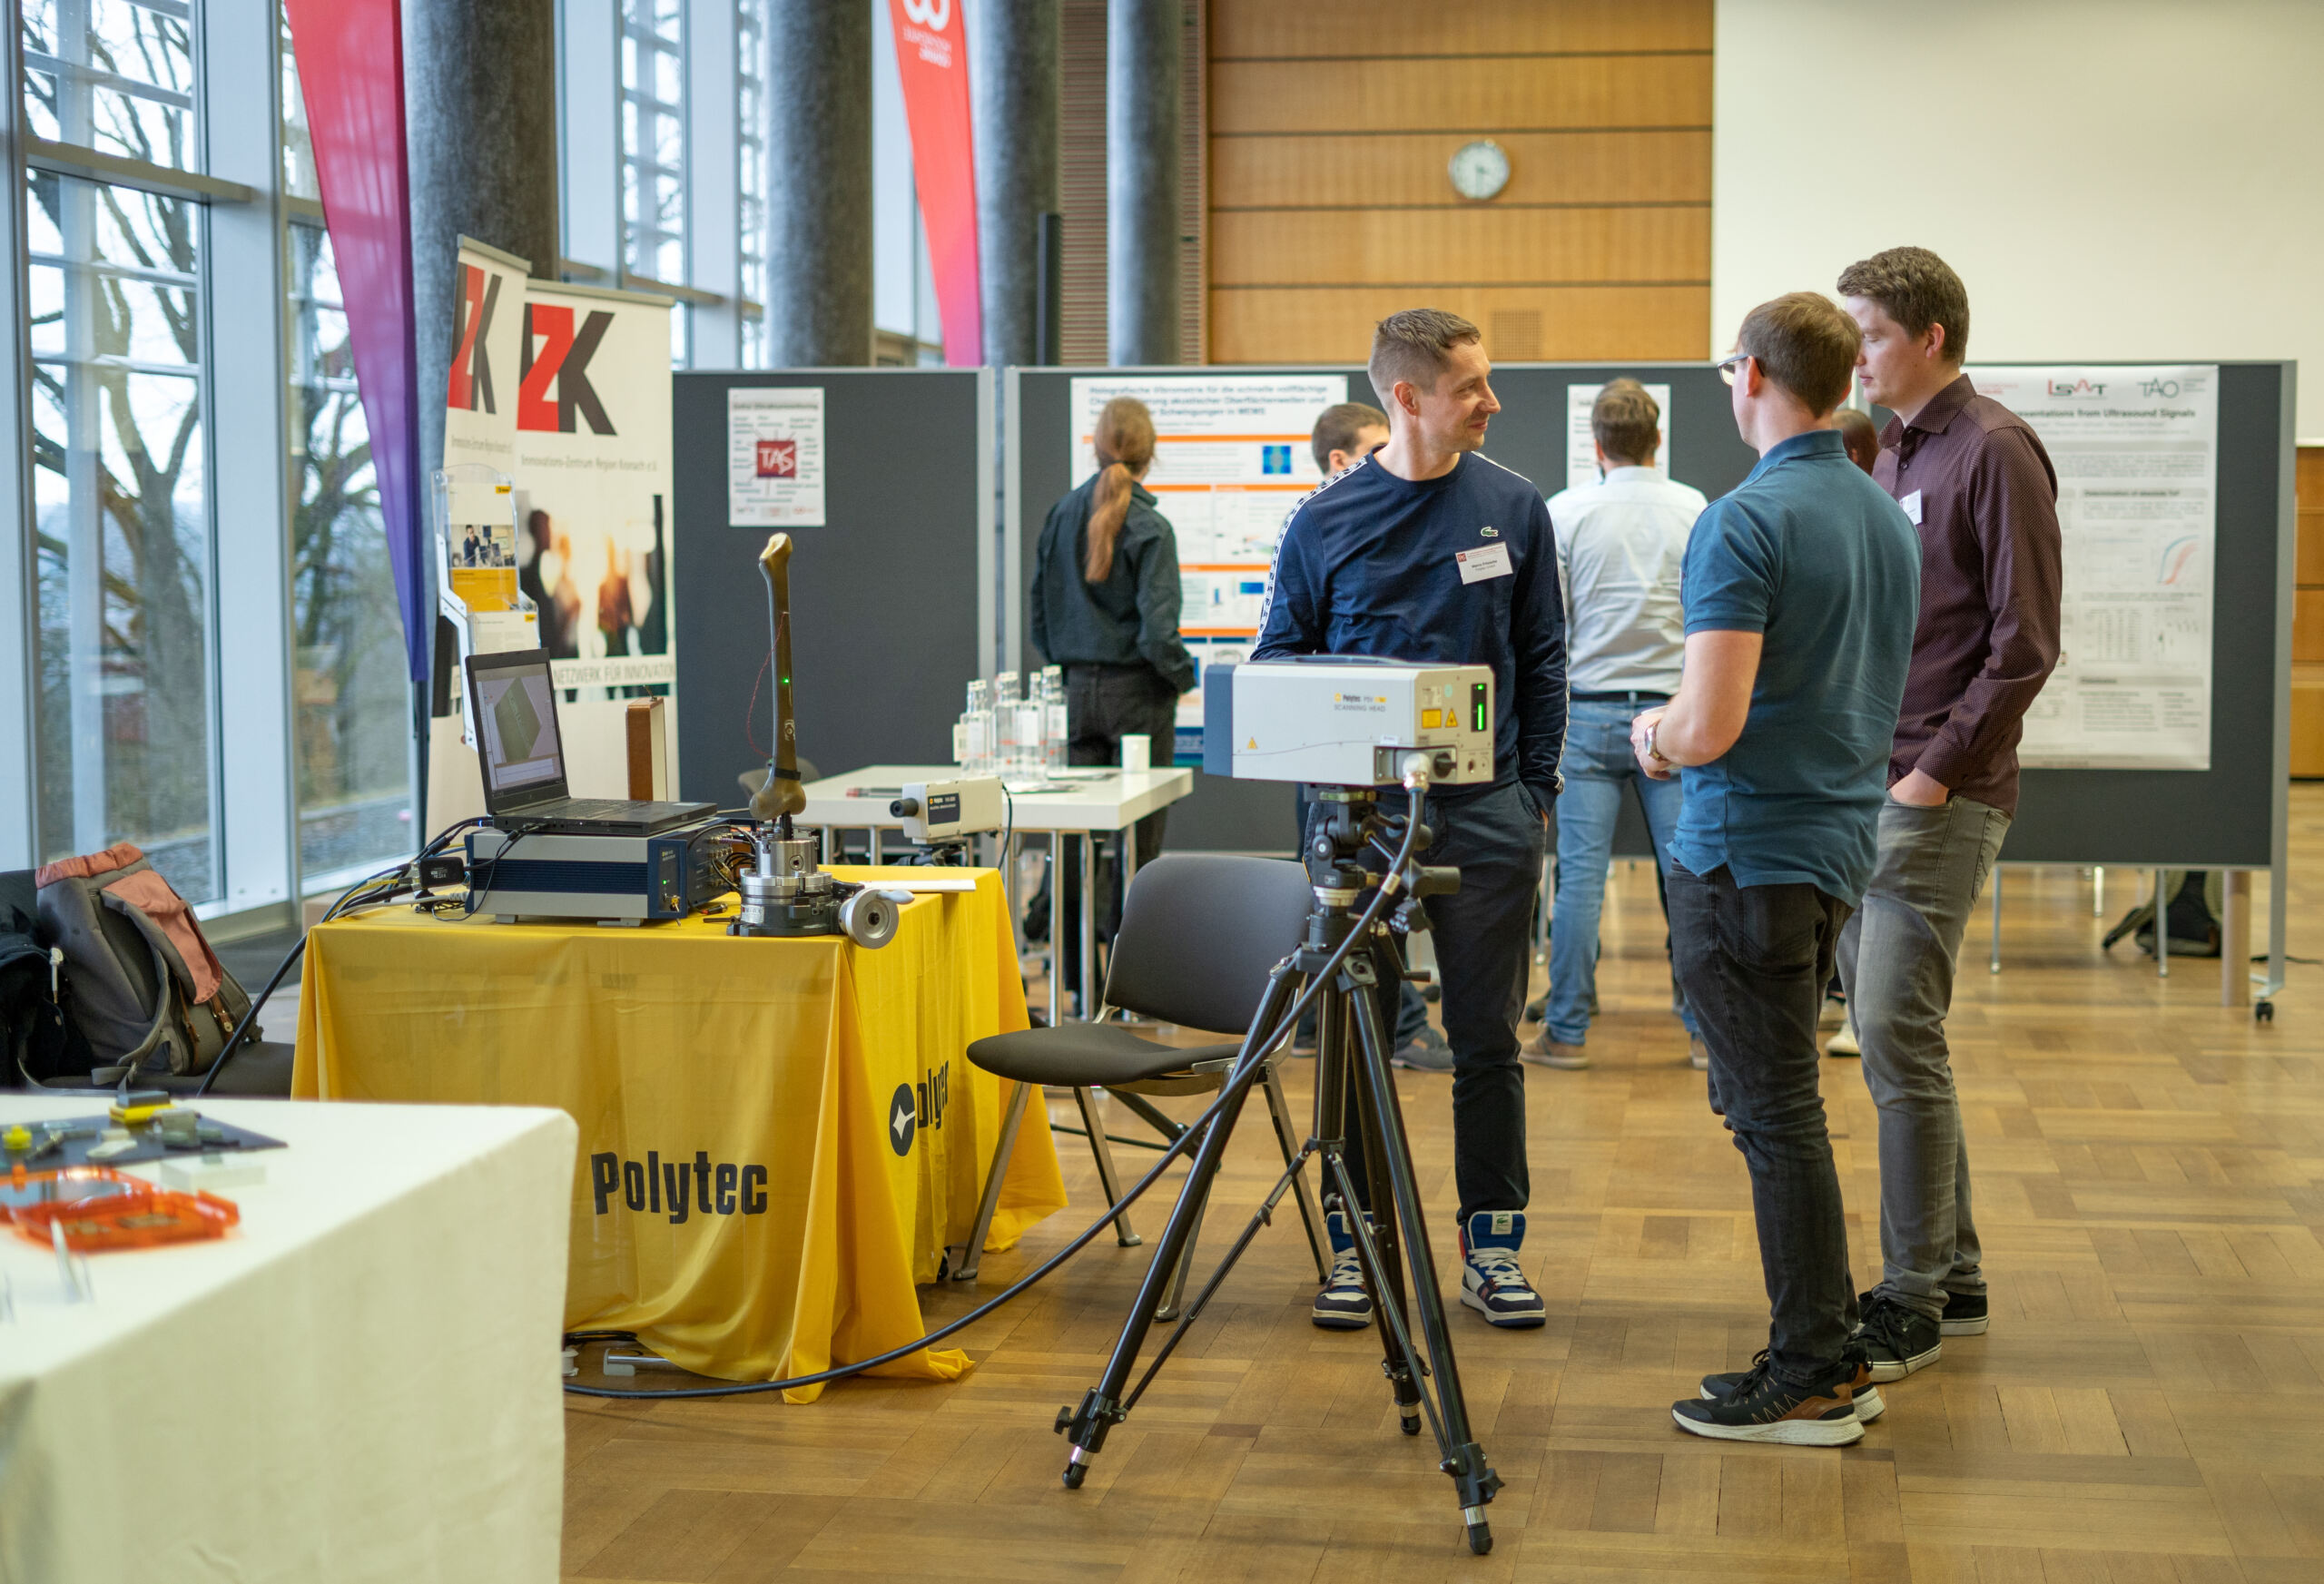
[517,302,615,435]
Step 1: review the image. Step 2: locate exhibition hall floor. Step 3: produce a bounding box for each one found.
[559,787,2324,1582]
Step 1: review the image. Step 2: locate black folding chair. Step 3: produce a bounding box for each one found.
[951,853,1330,1316]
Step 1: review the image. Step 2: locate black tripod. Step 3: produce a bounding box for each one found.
[1052,764,1504,1555]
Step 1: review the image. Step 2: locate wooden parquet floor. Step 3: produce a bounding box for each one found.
[561,787,2324,1582]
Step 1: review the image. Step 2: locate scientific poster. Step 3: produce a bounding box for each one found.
[1068,375,1347,760]
[727,387,827,526]
[1564,381,1675,491]
[513,281,675,693]
[1965,364,2217,771]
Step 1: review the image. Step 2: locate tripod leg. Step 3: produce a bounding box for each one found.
[1156,1117,1211,1323]
[1262,1055,1330,1282]
[1074,1087,1140,1247]
[1346,1018,1423,1434]
[1057,964,1302,1488]
[1348,979,1502,1553]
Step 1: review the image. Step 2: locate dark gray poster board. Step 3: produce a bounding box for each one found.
[1009,360,2293,872]
[672,369,991,806]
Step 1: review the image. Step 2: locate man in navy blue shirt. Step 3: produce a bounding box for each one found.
[1629,292,1919,1445]
[1256,308,1565,1331]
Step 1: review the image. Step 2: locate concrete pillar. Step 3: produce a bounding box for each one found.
[1107,0,1179,365]
[402,0,561,485]
[973,1,1060,368]
[765,0,873,366]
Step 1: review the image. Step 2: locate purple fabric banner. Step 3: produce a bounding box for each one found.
[285,0,426,683]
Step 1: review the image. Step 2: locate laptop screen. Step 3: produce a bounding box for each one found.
[473,657,566,797]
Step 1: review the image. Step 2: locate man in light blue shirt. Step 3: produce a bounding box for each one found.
[1630,291,1919,1446]
[1531,379,1706,1072]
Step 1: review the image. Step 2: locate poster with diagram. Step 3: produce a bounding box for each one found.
[1965,364,2217,770]
[1068,374,1347,761]
[1565,381,1675,491]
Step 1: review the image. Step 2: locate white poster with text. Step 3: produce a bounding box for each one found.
[1564,381,1675,492]
[727,386,827,526]
[1068,375,1346,760]
[1965,363,2217,771]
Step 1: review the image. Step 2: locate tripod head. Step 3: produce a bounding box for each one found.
[1303,753,1462,905]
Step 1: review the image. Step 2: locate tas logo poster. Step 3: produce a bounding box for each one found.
[514,281,675,691]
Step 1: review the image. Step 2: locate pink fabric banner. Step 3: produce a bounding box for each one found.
[888,0,981,366]
[284,0,426,683]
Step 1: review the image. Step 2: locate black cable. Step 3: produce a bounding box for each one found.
[193,818,490,1097]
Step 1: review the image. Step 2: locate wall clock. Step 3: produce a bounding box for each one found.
[1447,140,1511,202]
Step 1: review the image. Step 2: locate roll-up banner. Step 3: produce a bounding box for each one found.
[445,237,527,471]
[887,0,980,366]
[514,281,676,696]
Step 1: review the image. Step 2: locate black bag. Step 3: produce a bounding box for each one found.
[2102,870,2221,959]
[1,870,95,1087]
[34,847,258,1083]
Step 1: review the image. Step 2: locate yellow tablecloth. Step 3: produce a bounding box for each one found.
[292,867,1066,1402]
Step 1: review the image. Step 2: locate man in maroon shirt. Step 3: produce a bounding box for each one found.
[1834,247,2062,1384]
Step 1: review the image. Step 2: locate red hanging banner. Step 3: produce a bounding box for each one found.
[887,0,982,366]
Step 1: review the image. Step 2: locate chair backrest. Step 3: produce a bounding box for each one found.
[1102,854,1313,1036]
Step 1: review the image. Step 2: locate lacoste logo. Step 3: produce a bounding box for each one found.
[1480,526,1499,537]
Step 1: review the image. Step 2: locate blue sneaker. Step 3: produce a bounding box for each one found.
[1459,1211,1546,1328]
[1311,1205,1374,1329]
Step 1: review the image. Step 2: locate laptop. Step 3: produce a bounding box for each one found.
[464,647,716,835]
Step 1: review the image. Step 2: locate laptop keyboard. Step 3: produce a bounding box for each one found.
[546,800,643,821]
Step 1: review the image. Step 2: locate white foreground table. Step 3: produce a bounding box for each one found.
[0,1097,576,1584]
[801,762,1195,1023]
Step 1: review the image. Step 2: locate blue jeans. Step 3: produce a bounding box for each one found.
[1545,698,1696,1048]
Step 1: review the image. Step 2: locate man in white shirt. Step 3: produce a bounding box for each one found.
[1530,379,1707,1071]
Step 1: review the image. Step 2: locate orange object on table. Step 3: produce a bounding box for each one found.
[5,1164,239,1251]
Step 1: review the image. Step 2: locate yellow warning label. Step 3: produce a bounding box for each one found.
[1422,708,1443,728]
[1247,737,1258,750]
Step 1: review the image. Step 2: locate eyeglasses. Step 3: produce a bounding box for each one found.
[1716,351,1752,387]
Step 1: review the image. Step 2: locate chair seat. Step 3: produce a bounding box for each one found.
[968,1022,1240,1089]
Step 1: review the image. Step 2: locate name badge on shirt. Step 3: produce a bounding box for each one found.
[1900,489,1924,525]
[1455,544,1513,585]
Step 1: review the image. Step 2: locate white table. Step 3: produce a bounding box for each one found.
[801,762,1195,1023]
[0,1097,576,1584]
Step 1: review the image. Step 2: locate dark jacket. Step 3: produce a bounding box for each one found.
[1029,474,1196,694]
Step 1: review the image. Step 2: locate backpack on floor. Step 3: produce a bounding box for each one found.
[34,844,258,1083]
[1,870,95,1087]
[2101,869,2221,959]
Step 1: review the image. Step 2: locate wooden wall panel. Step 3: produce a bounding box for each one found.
[1211,206,1709,288]
[1211,55,1712,136]
[1209,286,1711,367]
[1207,1,1712,365]
[1211,0,1712,57]
[1211,130,1711,211]
[2297,446,2323,776]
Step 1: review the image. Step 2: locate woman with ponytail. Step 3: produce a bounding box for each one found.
[1029,396,1196,1002]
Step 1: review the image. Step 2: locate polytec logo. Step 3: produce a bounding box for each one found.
[447,262,501,413]
[589,1149,769,1224]
[517,302,615,434]
[889,1059,953,1156]
[2046,378,2108,398]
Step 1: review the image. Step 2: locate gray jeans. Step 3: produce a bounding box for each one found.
[1837,793,2009,1321]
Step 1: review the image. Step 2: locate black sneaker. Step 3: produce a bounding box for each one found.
[1941,1289,1989,1336]
[1855,1295,1942,1382]
[1670,1354,1865,1445]
[1700,1347,1884,1423]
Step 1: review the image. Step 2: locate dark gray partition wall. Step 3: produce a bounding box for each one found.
[1008,361,2296,884]
[1006,363,1758,852]
[672,369,992,805]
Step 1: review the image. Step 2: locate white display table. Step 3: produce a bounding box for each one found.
[800,762,1195,1022]
[0,1096,576,1584]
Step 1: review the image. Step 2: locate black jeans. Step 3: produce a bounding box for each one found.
[1338,781,1544,1223]
[1058,663,1179,993]
[1669,861,1855,1385]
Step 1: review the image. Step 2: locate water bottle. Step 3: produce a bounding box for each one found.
[1041,666,1068,773]
[993,672,1021,781]
[957,679,989,775]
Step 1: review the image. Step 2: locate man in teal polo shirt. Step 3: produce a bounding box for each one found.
[1629,291,1920,1445]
